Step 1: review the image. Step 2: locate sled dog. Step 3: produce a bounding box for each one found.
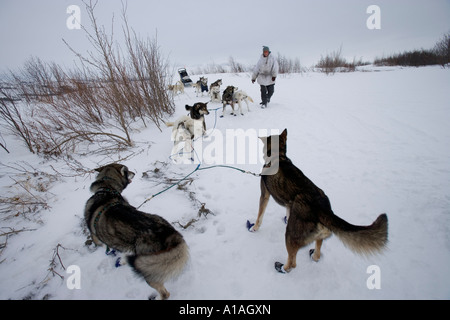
[233,90,254,115]
[221,86,253,116]
[165,103,210,160]
[209,79,222,91]
[193,77,208,97]
[209,79,222,103]
[84,164,189,299]
[221,85,237,117]
[210,86,221,103]
[249,129,388,273]
[168,81,184,95]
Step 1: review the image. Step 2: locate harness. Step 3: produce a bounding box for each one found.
[222,87,235,104]
[93,201,122,231]
[200,83,208,92]
[92,188,122,231]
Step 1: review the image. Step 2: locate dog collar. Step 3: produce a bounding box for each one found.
[94,188,121,196]
[93,201,122,231]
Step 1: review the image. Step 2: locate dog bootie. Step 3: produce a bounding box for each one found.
[246,220,256,232]
[105,247,116,256]
[309,249,321,262]
[275,262,287,274]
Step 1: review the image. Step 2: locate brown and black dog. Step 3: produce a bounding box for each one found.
[249,129,388,273]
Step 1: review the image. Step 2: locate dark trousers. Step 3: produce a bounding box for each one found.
[260,84,275,104]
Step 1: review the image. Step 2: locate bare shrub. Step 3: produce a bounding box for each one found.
[0,133,8,153]
[203,63,227,74]
[229,56,248,73]
[345,57,370,72]
[4,57,134,155]
[2,0,174,156]
[0,161,57,221]
[315,46,347,75]
[374,49,441,67]
[434,32,450,68]
[192,62,228,75]
[0,88,36,153]
[277,53,303,74]
[374,33,449,68]
[64,0,174,133]
[315,47,369,74]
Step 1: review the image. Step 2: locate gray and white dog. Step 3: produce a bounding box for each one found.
[84,163,189,299]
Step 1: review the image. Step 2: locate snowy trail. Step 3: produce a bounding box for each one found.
[0,66,449,299]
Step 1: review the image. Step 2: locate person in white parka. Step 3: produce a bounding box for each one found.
[251,46,279,108]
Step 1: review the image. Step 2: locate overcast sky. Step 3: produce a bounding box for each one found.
[0,0,449,73]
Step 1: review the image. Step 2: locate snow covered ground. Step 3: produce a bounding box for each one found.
[0,66,449,300]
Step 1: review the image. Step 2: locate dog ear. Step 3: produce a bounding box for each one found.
[120,165,134,179]
[281,129,288,140]
[94,165,105,172]
[185,105,192,111]
[120,165,135,182]
[120,165,128,177]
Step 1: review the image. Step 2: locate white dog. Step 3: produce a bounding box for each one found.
[168,81,184,95]
[209,79,222,103]
[165,103,209,162]
[233,90,254,115]
[210,86,221,103]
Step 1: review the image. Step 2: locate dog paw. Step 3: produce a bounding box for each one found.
[105,247,117,256]
[246,220,255,232]
[309,249,320,262]
[275,262,286,274]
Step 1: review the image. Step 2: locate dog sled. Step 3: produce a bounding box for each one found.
[178,68,193,87]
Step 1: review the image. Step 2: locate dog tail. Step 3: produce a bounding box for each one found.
[319,212,388,256]
[128,240,189,298]
[247,96,254,103]
[165,121,175,127]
